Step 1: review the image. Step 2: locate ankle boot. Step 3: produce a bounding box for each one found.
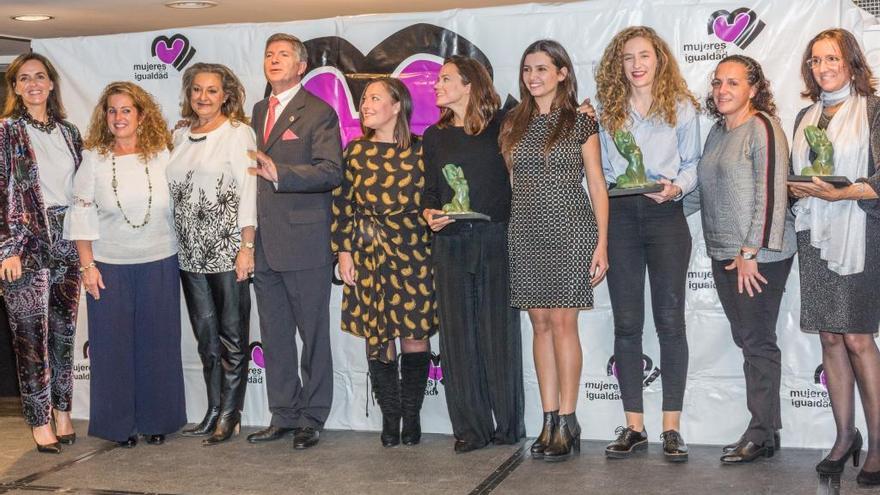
[368,359,401,447]
[203,410,241,446]
[543,412,581,462]
[530,411,559,459]
[182,406,221,437]
[400,352,429,446]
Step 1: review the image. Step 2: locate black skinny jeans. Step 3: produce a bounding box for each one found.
[607,196,691,413]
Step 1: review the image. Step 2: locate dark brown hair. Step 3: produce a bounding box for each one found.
[2,52,66,120]
[435,56,500,136]
[706,55,777,122]
[498,39,578,167]
[180,63,249,125]
[360,77,413,149]
[800,28,875,101]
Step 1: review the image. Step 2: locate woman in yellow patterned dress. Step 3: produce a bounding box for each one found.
[331,77,437,448]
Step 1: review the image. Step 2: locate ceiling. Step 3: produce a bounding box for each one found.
[0,0,579,57]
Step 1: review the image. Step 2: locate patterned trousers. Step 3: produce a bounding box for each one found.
[2,206,80,427]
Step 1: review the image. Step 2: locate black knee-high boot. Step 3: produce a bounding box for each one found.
[369,359,401,447]
[400,352,430,445]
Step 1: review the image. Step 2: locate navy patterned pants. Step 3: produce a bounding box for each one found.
[2,206,80,427]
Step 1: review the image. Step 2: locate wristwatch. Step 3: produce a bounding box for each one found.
[740,249,757,261]
[242,242,255,250]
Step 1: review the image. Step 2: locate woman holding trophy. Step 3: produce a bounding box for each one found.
[788,28,880,486]
[593,26,700,462]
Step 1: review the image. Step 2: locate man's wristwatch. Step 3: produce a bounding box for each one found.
[740,249,757,261]
[242,242,255,250]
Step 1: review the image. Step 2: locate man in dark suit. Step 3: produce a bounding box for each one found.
[247,33,343,449]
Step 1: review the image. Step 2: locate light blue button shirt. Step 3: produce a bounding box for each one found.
[598,99,701,198]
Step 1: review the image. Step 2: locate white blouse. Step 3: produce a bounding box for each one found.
[63,149,178,264]
[166,120,257,273]
[27,124,75,207]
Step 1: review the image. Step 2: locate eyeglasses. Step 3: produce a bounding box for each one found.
[805,55,842,68]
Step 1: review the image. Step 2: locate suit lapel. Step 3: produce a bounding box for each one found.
[265,89,307,151]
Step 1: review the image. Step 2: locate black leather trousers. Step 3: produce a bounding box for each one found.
[180,270,251,414]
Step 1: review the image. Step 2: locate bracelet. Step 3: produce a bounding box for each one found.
[79,261,96,273]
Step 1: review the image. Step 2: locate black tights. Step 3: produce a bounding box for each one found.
[820,332,880,471]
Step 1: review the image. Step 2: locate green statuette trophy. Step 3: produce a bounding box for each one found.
[788,125,851,188]
[440,164,490,221]
[607,130,663,197]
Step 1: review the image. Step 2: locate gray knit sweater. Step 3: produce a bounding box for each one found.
[697,112,797,263]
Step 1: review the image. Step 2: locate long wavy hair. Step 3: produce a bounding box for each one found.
[435,56,500,136]
[499,39,578,167]
[180,62,249,125]
[706,55,777,122]
[360,77,414,150]
[84,81,172,162]
[1,52,67,120]
[800,28,876,101]
[595,26,698,134]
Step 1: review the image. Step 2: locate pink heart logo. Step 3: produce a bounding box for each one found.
[251,344,265,368]
[155,38,185,64]
[712,12,751,42]
[150,34,196,70]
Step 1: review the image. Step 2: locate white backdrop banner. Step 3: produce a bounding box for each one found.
[33,0,878,448]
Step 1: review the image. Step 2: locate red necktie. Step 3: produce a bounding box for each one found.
[263,96,280,145]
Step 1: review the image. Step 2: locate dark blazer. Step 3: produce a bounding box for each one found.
[0,116,82,265]
[251,88,344,272]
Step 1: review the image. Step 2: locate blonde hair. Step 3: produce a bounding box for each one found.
[595,26,698,134]
[84,81,171,162]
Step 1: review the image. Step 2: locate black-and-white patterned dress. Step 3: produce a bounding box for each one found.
[508,110,599,309]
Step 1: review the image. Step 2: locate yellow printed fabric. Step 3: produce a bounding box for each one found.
[331,138,438,361]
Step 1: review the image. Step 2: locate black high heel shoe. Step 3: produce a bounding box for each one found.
[33,427,62,454]
[52,412,76,445]
[56,432,76,445]
[857,468,880,486]
[181,407,221,437]
[543,412,580,462]
[34,439,62,454]
[816,430,862,475]
[203,411,241,446]
[529,410,558,459]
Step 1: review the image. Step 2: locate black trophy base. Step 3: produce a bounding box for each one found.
[788,175,852,188]
[608,183,664,197]
[442,211,491,221]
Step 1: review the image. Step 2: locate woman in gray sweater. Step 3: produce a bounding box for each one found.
[698,55,796,464]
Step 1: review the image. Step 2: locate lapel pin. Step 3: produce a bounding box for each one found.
[289,116,296,123]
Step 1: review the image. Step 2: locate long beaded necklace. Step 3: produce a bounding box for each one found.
[111,153,152,228]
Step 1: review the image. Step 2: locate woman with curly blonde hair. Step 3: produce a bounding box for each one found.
[594,26,700,462]
[64,81,184,447]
